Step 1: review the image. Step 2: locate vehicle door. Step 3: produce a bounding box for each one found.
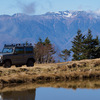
[12,47,25,64]
[24,47,33,62]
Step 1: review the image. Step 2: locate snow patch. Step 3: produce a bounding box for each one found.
[63,13,72,17]
[64,12,68,14]
[67,13,72,17]
[55,12,61,14]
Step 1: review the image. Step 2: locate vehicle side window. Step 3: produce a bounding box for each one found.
[15,47,24,54]
[2,48,13,53]
[26,47,33,53]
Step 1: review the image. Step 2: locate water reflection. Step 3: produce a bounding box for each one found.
[0,80,100,100]
[0,89,36,100]
[36,87,100,100]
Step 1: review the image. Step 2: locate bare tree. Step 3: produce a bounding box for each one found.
[34,37,56,63]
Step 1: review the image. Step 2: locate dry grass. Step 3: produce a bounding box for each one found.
[0,58,100,86]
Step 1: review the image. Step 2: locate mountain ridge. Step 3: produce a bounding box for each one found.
[0,10,100,51]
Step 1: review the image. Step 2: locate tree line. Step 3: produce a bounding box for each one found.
[71,29,100,60]
[62,29,100,61]
[34,29,100,63]
[34,37,56,63]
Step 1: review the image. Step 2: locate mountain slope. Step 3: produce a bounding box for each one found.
[0,11,100,51]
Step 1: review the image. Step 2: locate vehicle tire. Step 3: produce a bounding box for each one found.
[3,60,11,68]
[15,65,22,67]
[27,59,34,67]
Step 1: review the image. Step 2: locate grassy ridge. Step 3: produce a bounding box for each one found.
[0,58,100,85]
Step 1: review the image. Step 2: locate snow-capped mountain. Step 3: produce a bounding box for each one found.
[0,10,100,51]
[45,11,73,17]
[45,10,100,18]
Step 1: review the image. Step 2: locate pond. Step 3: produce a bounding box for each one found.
[36,87,100,100]
[0,80,100,100]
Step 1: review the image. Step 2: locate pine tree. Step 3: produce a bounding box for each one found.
[59,49,70,62]
[83,29,99,59]
[71,29,100,60]
[93,42,100,58]
[44,37,51,44]
[71,29,85,60]
[38,38,43,43]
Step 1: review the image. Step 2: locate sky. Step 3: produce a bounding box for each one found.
[0,0,100,15]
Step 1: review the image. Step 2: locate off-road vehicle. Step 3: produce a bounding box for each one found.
[0,43,35,68]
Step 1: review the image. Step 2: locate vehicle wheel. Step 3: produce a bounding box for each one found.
[3,60,11,68]
[15,65,22,67]
[27,59,34,67]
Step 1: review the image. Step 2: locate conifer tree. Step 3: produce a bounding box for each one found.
[59,49,70,62]
[71,29,85,60]
[71,29,100,60]
[83,29,99,59]
[44,37,51,44]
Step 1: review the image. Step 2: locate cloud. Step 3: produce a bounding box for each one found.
[94,9,100,15]
[77,5,83,11]
[22,2,36,14]
[77,5,92,11]
[87,9,100,16]
[17,1,36,15]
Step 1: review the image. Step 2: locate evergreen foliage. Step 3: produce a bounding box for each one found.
[59,49,70,62]
[83,29,99,59]
[71,29,100,60]
[34,29,100,63]
[71,29,85,60]
[44,37,51,44]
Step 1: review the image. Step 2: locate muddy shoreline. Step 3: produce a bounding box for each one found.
[0,58,100,87]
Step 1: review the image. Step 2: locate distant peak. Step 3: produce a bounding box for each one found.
[44,10,100,19]
[12,13,28,17]
[45,10,75,18]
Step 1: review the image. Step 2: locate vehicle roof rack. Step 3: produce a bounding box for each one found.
[4,43,32,47]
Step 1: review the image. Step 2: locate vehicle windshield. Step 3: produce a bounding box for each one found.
[2,48,13,53]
